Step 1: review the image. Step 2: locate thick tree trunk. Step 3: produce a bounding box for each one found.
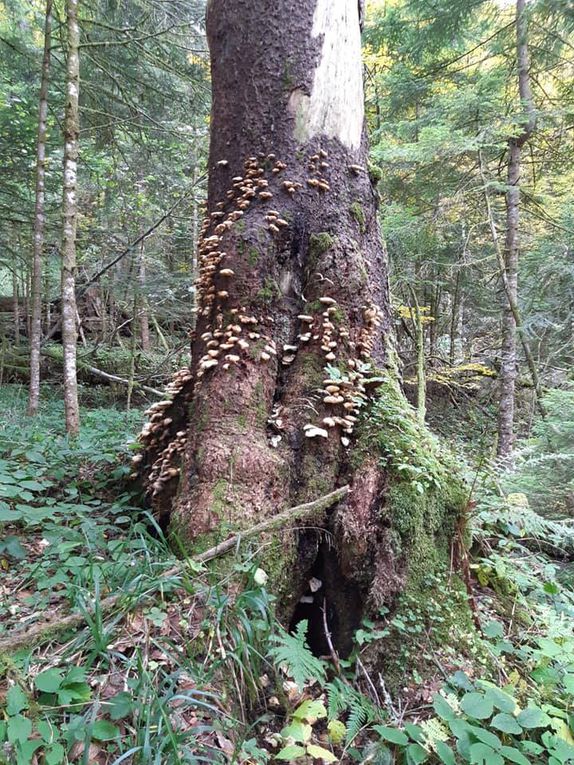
[497,0,536,460]
[28,0,53,416]
[136,0,460,654]
[61,0,80,435]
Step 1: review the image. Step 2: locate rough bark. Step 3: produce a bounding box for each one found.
[497,0,536,460]
[28,0,53,416]
[61,0,80,436]
[136,0,458,654]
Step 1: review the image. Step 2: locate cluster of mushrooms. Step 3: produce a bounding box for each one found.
[133,148,385,492]
[130,367,192,495]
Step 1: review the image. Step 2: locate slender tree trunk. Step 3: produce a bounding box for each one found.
[449,271,461,367]
[12,271,20,346]
[138,242,151,351]
[497,0,536,460]
[61,0,80,436]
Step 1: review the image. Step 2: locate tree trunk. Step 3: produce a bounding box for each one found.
[497,0,536,460]
[28,0,52,415]
[138,242,151,351]
[61,0,80,436]
[12,271,20,346]
[136,0,462,655]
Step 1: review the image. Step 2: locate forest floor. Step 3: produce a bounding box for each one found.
[1,385,574,765]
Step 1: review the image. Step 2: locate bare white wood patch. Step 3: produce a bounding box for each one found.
[289,0,364,149]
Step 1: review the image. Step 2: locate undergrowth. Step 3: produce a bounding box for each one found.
[0,386,573,764]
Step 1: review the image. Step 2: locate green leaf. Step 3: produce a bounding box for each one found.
[45,744,65,765]
[461,693,494,720]
[483,686,517,714]
[307,744,337,762]
[483,621,504,639]
[404,723,425,743]
[468,725,501,750]
[491,713,522,735]
[435,741,456,765]
[281,721,312,743]
[499,746,530,765]
[294,699,327,723]
[517,706,551,729]
[276,744,307,760]
[34,669,64,693]
[469,742,503,765]
[406,743,428,764]
[6,686,28,715]
[434,695,456,721]
[327,720,347,744]
[108,691,134,721]
[373,725,409,746]
[7,714,32,744]
[91,719,120,741]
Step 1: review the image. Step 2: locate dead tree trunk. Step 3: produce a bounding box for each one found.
[61,0,80,435]
[497,0,536,460]
[28,0,53,416]
[136,0,461,654]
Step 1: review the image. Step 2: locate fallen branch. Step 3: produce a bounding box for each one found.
[81,363,164,398]
[0,486,349,654]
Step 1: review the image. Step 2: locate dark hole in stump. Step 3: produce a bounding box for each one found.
[289,540,364,659]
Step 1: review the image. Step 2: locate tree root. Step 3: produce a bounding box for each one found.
[0,486,349,655]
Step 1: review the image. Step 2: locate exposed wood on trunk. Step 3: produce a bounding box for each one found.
[28,0,53,416]
[61,0,81,436]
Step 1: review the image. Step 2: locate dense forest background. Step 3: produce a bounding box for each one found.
[0,0,574,763]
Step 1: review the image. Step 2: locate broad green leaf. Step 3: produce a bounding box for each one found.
[45,744,65,765]
[468,725,501,750]
[461,693,494,720]
[434,695,457,721]
[7,714,32,744]
[276,744,307,760]
[373,725,409,746]
[517,706,551,729]
[499,746,530,765]
[307,744,337,762]
[6,686,28,715]
[490,713,522,735]
[294,699,327,723]
[483,686,517,714]
[406,743,428,764]
[435,741,456,765]
[34,669,64,693]
[92,719,120,741]
[108,691,134,720]
[469,742,503,765]
[281,721,312,743]
[404,723,425,743]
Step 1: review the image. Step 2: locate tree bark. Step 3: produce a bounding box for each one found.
[497,0,536,460]
[136,0,456,654]
[137,242,151,351]
[28,0,53,416]
[61,0,81,436]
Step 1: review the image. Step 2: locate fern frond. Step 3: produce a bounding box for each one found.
[269,621,327,690]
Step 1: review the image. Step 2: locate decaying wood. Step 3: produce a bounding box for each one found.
[0,486,348,654]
